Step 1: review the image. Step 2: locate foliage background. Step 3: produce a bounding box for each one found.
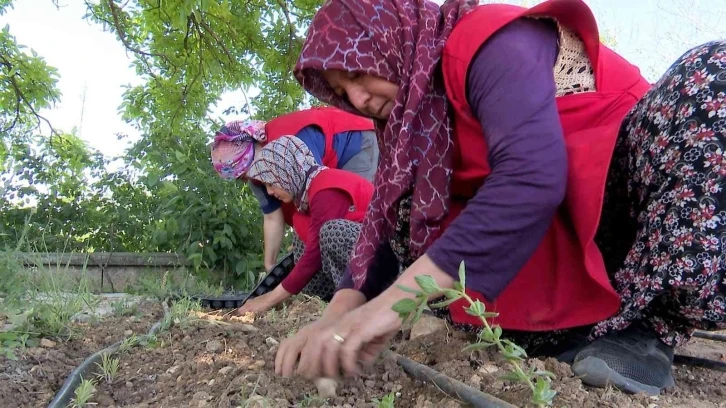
[1,0,724,289]
[1,0,326,288]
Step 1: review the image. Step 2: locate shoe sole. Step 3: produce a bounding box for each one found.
[572,356,674,396]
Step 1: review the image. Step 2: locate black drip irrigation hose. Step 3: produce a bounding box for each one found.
[383,350,517,408]
[672,330,726,373]
[692,330,726,343]
[674,354,726,372]
[47,301,171,408]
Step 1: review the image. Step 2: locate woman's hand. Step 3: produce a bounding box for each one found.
[294,254,455,380]
[275,289,367,377]
[297,294,402,380]
[236,285,291,315]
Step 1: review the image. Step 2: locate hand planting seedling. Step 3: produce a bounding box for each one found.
[392,261,557,407]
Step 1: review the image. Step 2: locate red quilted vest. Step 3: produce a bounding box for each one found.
[292,169,373,243]
[264,107,374,227]
[440,0,651,331]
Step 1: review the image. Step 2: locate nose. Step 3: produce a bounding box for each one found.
[266,185,275,196]
[345,84,371,113]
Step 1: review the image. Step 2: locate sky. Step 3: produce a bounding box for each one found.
[1,0,724,158]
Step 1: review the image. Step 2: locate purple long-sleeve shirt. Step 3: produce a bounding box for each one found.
[338,18,566,301]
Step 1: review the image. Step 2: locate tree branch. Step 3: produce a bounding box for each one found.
[0,55,59,137]
[105,0,173,67]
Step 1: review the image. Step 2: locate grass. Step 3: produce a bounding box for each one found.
[127,270,225,301]
[111,298,140,317]
[70,377,97,407]
[372,392,396,408]
[0,244,100,355]
[95,353,119,383]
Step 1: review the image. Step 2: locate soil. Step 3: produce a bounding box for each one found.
[0,300,164,408]
[89,299,725,408]
[2,297,725,408]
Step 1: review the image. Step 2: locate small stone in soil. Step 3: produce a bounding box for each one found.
[478,363,499,374]
[192,391,211,401]
[205,339,223,353]
[40,338,56,348]
[218,366,234,375]
[265,337,279,347]
[239,324,259,333]
[469,374,482,388]
[125,381,133,388]
[124,329,134,336]
[315,378,338,399]
[409,314,447,340]
[167,365,181,375]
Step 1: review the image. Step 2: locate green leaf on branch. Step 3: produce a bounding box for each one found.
[464,300,486,317]
[429,296,461,309]
[391,298,418,316]
[462,341,495,353]
[414,275,439,294]
[396,284,422,295]
[458,261,466,288]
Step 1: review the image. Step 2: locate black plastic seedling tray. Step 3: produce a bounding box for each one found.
[176,252,296,311]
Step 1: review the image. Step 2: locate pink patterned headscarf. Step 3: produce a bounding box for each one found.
[210,120,267,180]
[295,0,476,287]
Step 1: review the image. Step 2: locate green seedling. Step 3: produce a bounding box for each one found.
[372,391,396,408]
[160,296,201,332]
[69,377,97,407]
[118,333,140,353]
[298,393,327,407]
[111,299,139,317]
[392,261,557,407]
[95,353,119,383]
[143,333,160,349]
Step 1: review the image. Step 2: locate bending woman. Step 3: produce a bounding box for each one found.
[236,136,374,314]
[211,106,378,272]
[275,0,726,396]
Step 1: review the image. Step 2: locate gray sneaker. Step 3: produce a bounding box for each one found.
[571,323,675,396]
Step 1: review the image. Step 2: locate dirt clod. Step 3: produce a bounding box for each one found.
[40,338,56,348]
[315,378,338,399]
[409,314,447,340]
[204,339,223,353]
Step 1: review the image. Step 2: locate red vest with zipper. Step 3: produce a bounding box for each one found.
[292,169,373,243]
[264,107,375,227]
[440,0,651,331]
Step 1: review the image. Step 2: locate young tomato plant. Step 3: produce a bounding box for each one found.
[392,261,557,407]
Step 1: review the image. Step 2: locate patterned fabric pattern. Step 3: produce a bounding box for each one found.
[295,0,477,288]
[590,40,726,347]
[246,136,324,212]
[291,220,363,300]
[210,119,267,180]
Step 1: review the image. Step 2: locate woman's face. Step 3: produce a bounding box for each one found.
[322,70,399,120]
[265,183,293,203]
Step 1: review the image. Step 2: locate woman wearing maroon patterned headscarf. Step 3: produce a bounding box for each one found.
[274,0,726,396]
